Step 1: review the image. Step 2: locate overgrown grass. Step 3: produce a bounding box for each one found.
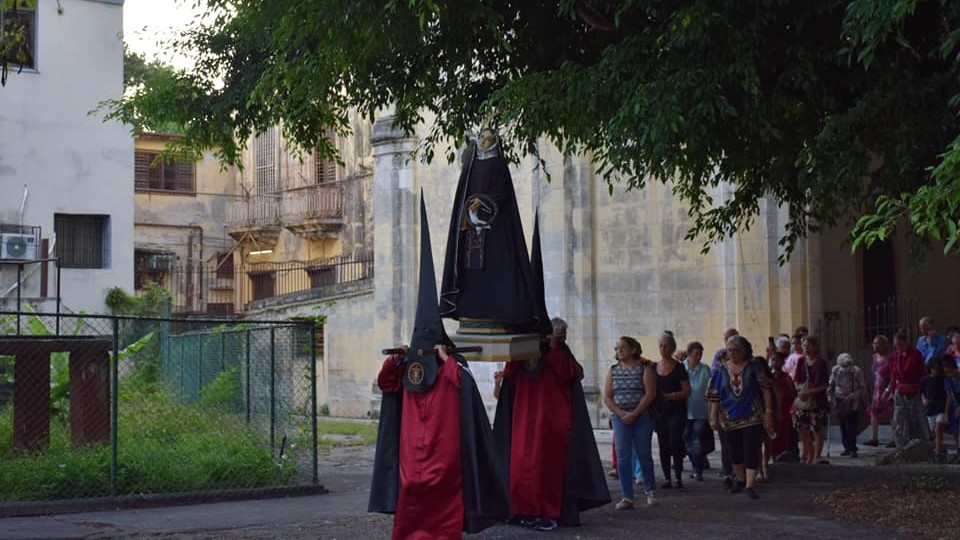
[0,386,296,502]
[314,418,378,449]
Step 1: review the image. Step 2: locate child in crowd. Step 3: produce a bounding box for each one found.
[946,332,960,366]
[921,357,948,460]
[942,354,960,463]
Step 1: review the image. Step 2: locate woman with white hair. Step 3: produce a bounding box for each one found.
[827,352,867,458]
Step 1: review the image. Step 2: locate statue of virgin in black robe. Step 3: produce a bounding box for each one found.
[440,130,536,329]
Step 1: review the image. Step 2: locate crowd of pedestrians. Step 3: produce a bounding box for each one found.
[603,316,960,511]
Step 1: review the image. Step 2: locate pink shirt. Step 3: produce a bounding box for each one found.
[784,352,804,381]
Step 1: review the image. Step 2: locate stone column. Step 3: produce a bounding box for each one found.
[370,114,418,413]
[533,149,603,426]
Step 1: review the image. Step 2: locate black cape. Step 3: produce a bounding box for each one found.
[492,350,611,526]
[368,356,509,533]
[439,142,536,326]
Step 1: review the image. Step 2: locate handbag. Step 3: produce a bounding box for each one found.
[793,358,817,411]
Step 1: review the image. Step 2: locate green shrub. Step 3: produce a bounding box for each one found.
[200,365,242,410]
[0,385,296,501]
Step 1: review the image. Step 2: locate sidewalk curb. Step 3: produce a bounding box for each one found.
[772,462,960,486]
[0,484,327,519]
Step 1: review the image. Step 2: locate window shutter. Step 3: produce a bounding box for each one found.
[134,152,153,190]
[176,160,195,192]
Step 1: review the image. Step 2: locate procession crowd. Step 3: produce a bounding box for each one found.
[602,317,960,511]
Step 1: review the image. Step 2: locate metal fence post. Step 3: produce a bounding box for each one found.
[270,327,276,450]
[179,337,185,400]
[310,321,318,485]
[111,317,119,496]
[197,335,203,400]
[245,329,251,424]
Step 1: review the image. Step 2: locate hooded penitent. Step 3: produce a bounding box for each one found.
[401,194,454,393]
[492,208,610,526]
[369,193,508,539]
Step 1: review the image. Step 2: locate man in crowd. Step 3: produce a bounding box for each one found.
[917,316,948,364]
[884,329,929,450]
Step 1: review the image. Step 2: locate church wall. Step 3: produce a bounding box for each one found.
[367,118,812,424]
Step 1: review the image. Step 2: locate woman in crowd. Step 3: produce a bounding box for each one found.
[792,335,830,464]
[654,331,690,490]
[783,333,805,380]
[683,341,714,481]
[828,352,867,458]
[608,342,653,484]
[762,348,795,478]
[604,336,658,510]
[707,335,773,499]
[864,335,893,447]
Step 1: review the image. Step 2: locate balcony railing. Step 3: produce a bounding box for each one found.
[241,255,373,307]
[281,183,343,222]
[225,194,281,229]
[140,255,374,314]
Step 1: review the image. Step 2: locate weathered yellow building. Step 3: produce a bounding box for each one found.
[139,111,960,423]
[133,133,240,314]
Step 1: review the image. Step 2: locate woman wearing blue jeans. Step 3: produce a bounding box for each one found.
[604,336,658,510]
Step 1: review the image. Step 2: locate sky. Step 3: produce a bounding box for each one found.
[122,0,203,69]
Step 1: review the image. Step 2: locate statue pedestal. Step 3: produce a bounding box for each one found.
[453,332,541,363]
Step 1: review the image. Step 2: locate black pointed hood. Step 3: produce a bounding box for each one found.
[403,192,455,393]
[530,208,553,338]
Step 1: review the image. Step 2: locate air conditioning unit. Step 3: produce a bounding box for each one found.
[1,233,38,261]
[145,254,171,271]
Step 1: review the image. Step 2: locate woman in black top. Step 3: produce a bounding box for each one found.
[655,331,691,490]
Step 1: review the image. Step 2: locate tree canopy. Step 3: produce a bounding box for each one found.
[1,0,36,86]
[99,0,960,259]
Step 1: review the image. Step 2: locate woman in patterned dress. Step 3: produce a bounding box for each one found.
[707,335,774,499]
[864,335,893,447]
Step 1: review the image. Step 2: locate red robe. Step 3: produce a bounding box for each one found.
[770,370,797,457]
[503,347,576,519]
[378,357,464,540]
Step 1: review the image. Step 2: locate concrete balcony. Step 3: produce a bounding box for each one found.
[281,184,343,240]
[225,195,282,248]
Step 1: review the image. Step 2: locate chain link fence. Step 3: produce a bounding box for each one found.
[0,310,317,504]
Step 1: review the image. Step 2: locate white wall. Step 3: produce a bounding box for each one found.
[0,0,132,314]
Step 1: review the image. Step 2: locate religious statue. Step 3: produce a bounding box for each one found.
[439,129,537,331]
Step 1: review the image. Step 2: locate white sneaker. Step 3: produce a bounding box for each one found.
[614,498,634,510]
[645,491,658,507]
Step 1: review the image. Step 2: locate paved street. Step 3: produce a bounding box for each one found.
[0,432,913,540]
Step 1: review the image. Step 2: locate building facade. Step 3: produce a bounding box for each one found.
[133,132,240,314]
[0,0,131,315]
[358,111,960,423]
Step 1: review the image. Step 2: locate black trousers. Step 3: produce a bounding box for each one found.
[719,429,732,476]
[655,410,687,481]
[838,408,859,453]
[726,424,763,470]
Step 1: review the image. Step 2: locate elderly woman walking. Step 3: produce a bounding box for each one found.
[707,335,774,499]
[828,353,867,458]
[604,336,658,510]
